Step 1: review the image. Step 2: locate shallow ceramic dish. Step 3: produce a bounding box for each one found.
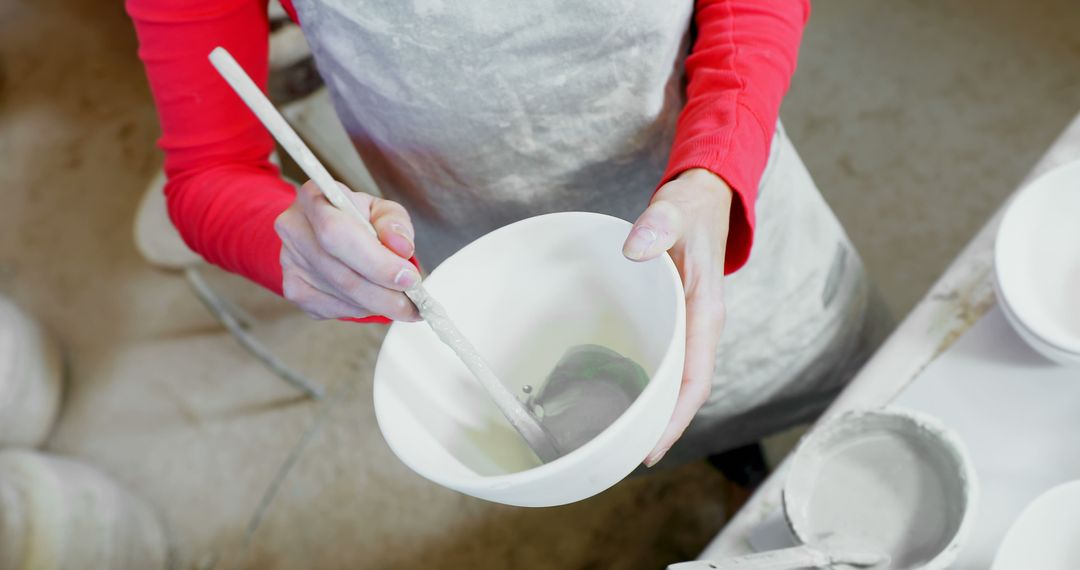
[992,480,1080,570]
[994,159,1080,365]
[374,212,685,506]
[783,409,978,570]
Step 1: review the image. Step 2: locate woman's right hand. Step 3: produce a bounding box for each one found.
[274,180,422,322]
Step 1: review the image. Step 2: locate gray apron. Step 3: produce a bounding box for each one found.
[292,0,891,462]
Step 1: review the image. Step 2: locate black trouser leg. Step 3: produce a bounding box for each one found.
[706,442,769,489]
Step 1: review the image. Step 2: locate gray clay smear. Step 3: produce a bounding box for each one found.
[525,344,648,455]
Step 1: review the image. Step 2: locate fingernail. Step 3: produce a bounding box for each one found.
[393,267,419,289]
[644,447,669,468]
[390,223,413,245]
[624,227,657,260]
[388,224,415,256]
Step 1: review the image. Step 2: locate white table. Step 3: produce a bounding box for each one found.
[698,112,1080,560]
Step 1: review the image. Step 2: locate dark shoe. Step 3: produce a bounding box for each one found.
[706,442,769,489]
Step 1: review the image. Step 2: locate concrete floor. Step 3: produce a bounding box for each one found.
[1,0,1078,568]
[785,0,1080,316]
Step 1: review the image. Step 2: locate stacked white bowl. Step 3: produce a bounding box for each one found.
[994,159,1080,366]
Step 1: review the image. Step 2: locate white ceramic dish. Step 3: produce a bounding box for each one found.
[995,275,1080,365]
[373,212,685,507]
[992,480,1080,570]
[783,409,978,570]
[994,159,1080,365]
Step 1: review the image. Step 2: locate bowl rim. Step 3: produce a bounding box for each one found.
[994,159,1080,354]
[995,275,1080,364]
[373,211,687,491]
[781,408,979,570]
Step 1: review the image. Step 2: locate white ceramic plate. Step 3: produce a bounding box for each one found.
[992,480,1080,570]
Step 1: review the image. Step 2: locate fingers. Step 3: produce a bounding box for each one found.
[623,200,685,261]
[296,181,421,291]
[315,181,416,259]
[629,173,731,466]
[275,184,422,322]
[644,286,726,467]
[281,268,373,321]
[282,241,419,321]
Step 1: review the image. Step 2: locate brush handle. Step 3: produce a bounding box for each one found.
[667,546,887,570]
[208,47,376,237]
[207,47,561,463]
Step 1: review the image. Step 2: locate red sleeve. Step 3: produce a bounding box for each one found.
[662,0,811,274]
[127,0,391,323]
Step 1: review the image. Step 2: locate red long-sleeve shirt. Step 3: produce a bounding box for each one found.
[127,0,808,322]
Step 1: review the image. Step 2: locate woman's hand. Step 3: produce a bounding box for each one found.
[623,168,733,466]
[274,180,422,322]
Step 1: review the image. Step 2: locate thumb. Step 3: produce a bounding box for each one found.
[623,200,684,261]
[368,197,416,259]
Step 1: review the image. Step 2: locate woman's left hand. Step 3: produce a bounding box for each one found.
[622,168,733,467]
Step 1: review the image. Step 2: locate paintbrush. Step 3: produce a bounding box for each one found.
[207,47,561,463]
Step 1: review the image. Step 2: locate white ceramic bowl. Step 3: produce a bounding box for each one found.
[996,277,1080,365]
[994,159,1080,365]
[992,480,1080,570]
[374,212,685,506]
[783,409,978,570]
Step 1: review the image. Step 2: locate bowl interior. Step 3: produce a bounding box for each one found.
[784,410,972,569]
[996,160,1080,354]
[374,212,682,482]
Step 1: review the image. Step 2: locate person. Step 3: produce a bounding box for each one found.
[127,0,890,472]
